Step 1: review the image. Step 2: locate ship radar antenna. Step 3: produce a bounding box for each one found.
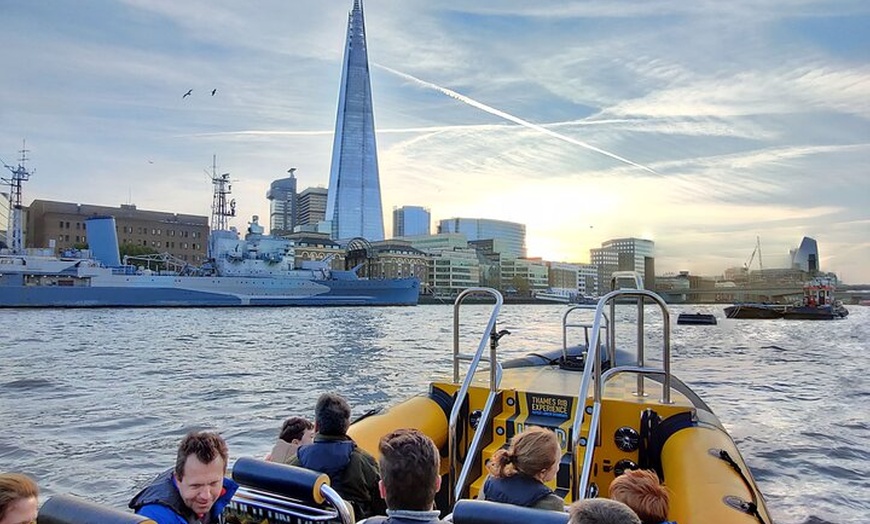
[209,154,236,235]
[1,140,34,253]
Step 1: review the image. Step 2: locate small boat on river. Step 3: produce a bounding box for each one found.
[229,277,770,523]
[677,312,718,325]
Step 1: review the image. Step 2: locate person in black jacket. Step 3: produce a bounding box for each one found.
[291,392,384,519]
[480,426,565,511]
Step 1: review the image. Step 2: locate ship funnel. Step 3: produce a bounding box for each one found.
[85,216,122,267]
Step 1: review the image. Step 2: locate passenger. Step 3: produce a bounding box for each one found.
[129,430,238,524]
[267,416,315,464]
[0,473,39,524]
[291,392,384,519]
[358,428,449,524]
[480,426,565,511]
[568,498,641,524]
[608,469,674,524]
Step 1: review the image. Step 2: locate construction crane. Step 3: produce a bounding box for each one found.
[744,236,763,272]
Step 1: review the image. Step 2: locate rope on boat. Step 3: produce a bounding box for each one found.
[715,449,768,524]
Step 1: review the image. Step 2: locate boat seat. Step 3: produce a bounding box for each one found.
[232,456,330,504]
[450,500,568,524]
[37,494,154,524]
[229,457,354,523]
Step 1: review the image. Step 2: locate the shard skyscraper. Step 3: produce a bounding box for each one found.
[325,0,385,241]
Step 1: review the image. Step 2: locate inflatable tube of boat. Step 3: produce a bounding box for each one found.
[348,395,449,459]
[37,494,154,524]
[232,457,329,505]
[451,500,568,524]
[661,425,771,523]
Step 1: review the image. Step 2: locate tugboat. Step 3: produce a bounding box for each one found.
[724,279,848,320]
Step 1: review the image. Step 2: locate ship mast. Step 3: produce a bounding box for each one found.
[1,141,33,253]
[209,155,236,233]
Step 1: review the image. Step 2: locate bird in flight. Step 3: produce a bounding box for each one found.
[182,89,193,98]
[211,88,217,96]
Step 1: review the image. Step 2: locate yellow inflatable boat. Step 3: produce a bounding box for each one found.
[344,285,772,524]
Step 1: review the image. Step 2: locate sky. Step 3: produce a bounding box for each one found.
[1,0,868,282]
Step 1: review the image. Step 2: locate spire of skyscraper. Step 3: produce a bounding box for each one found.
[325,0,385,241]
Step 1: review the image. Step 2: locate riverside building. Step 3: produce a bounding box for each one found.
[26,199,208,263]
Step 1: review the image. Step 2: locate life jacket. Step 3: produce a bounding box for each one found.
[482,474,554,508]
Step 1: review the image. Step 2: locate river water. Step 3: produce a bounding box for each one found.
[0,303,867,523]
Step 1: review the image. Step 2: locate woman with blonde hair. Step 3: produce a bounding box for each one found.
[480,426,564,511]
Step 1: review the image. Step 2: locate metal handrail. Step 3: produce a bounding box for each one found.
[570,286,672,501]
[449,287,504,505]
[561,304,609,362]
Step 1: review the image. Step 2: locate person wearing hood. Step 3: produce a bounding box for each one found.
[291,392,384,519]
[129,431,238,524]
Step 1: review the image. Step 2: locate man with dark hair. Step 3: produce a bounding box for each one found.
[268,416,315,464]
[359,429,448,524]
[291,392,383,519]
[130,431,238,524]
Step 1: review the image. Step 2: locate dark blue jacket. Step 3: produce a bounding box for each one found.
[129,468,238,524]
[482,474,564,511]
[293,434,384,518]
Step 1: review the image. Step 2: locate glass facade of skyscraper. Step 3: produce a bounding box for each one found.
[266,176,297,235]
[393,206,430,237]
[325,0,385,241]
[438,217,526,258]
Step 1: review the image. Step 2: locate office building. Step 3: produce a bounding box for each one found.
[790,236,820,273]
[266,172,297,236]
[591,237,655,294]
[297,187,328,227]
[438,218,526,258]
[393,205,430,237]
[325,0,385,241]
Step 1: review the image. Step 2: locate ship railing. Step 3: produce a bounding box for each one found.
[570,280,672,501]
[449,287,504,506]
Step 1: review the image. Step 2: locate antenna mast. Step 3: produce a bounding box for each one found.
[209,154,236,234]
[1,140,34,253]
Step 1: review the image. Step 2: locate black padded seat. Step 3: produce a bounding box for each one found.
[451,500,568,524]
[38,494,154,524]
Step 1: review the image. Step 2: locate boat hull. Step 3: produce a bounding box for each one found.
[0,274,420,307]
[724,304,787,319]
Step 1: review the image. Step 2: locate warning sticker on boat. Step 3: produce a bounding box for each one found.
[526,393,573,419]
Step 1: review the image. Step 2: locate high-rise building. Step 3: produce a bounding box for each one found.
[438,218,526,258]
[790,236,820,273]
[590,237,655,293]
[297,187,328,227]
[325,0,385,241]
[266,171,297,236]
[393,205,430,237]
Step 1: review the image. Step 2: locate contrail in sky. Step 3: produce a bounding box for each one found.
[377,65,658,175]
